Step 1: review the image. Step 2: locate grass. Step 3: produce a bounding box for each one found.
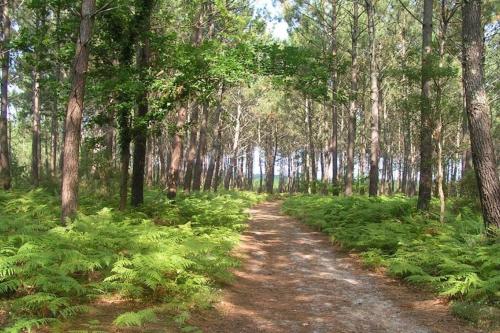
[282,195,500,330]
[0,188,265,332]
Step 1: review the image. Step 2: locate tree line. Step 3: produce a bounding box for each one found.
[0,0,498,231]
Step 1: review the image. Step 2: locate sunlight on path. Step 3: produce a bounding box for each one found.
[190,201,479,333]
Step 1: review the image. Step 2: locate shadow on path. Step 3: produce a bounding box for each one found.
[190,201,480,333]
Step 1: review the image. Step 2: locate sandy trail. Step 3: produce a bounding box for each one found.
[190,201,479,333]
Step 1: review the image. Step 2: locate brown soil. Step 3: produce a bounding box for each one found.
[188,201,481,333]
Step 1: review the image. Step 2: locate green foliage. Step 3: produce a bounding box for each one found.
[113,308,157,327]
[0,189,264,331]
[283,195,499,329]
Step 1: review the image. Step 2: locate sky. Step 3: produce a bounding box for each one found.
[252,0,289,40]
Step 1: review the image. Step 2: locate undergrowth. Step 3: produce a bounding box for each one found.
[0,188,264,332]
[283,195,499,330]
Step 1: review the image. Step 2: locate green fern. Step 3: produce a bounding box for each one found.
[113,308,157,327]
[0,188,265,331]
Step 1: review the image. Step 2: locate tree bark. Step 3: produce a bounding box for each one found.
[167,106,187,199]
[212,131,223,191]
[258,118,263,193]
[212,102,224,192]
[435,0,450,222]
[306,98,316,194]
[367,0,380,197]
[417,0,434,211]
[346,0,358,196]
[193,104,208,191]
[264,124,276,194]
[183,104,198,192]
[117,77,133,209]
[246,142,254,190]
[0,0,11,190]
[51,6,62,179]
[119,122,131,211]
[50,99,59,178]
[159,132,168,187]
[145,134,154,186]
[130,0,153,207]
[359,105,366,195]
[31,69,41,187]
[461,79,473,176]
[204,89,223,191]
[224,92,242,190]
[61,0,96,222]
[330,0,339,195]
[462,0,500,230]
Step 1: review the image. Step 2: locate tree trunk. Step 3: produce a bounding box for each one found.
[0,0,11,190]
[145,134,154,186]
[117,83,132,209]
[192,104,208,191]
[462,0,500,231]
[224,95,242,190]
[50,99,59,179]
[167,106,187,199]
[31,69,41,187]
[330,0,339,195]
[204,90,223,191]
[51,6,62,179]
[212,108,224,192]
[461,79,473,177]
[358,109,366,194]
[183,104,199,192]
[212,141,223,191]
[435,1,450,222]
[119,135,131,210]
[264,126,275,194]
[417,0,434,211]
[258,119,263,193]
[60,0,96,222]
[246,143,254,190]
[346,0,358,196]
[306,98,316,194]
[131,0,153,207]
[367,0,379,197]
[436,120,445,222]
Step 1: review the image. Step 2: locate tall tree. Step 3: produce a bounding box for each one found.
[366,0,379,197]
[462,0,500,230]
[60,0,96,222]
[330,0,339,195]
[0,0,11,190]
[417,0,434,211]
[131,0,154,207]
[345,0,359,196]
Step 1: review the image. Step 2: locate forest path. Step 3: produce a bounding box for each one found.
[189,201,479,333]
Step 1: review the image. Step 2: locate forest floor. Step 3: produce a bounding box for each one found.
[188,201,481,333]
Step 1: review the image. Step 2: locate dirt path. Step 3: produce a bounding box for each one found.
[190,201,479,333]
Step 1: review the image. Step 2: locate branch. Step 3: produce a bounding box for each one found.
[396,0,423,24]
